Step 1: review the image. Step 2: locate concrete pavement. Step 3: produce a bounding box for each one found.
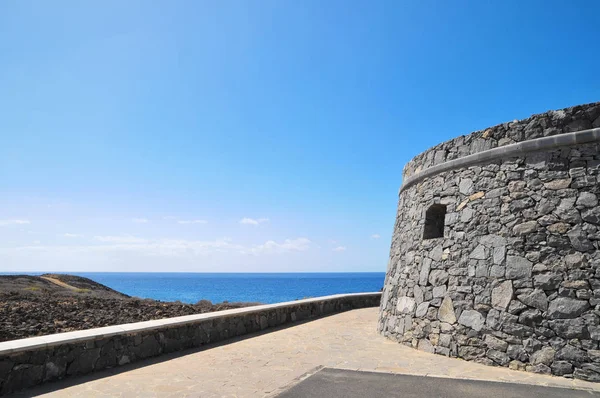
[15,308,600,397]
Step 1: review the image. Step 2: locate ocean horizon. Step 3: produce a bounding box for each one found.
[1,272,386,304]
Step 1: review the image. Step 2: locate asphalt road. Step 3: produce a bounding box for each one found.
[277,368,600,398]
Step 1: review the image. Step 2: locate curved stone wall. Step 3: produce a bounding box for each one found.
[379,102,600,382]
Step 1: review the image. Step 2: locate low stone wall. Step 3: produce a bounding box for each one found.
[0,293,380,395]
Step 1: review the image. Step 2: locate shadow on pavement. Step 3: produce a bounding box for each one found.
[277,368,600,398]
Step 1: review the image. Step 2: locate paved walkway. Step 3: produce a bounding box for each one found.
[20,308,600,397]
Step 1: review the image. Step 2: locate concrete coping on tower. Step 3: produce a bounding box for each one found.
[400,127,600,194]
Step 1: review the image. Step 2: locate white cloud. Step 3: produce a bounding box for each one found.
[63,233,83,238]
[3,236,312,258]
[371,234,381,239]
[3,238,240,258]
[0,220,30,226]
[240,217,269,225]
[177,219,208,225]
[94,235,148,244]
[32,240,41,245]
[249,238,311,255]
[132,218,149,223]
[332,246,347,252]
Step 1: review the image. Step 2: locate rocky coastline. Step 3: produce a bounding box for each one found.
[0,274,258,342]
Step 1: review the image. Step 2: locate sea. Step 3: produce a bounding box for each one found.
[3,272,386,304]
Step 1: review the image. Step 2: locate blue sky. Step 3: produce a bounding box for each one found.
[1,0,599,272]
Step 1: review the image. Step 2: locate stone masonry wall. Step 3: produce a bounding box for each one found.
[402,102,600,181]
[0,293,380,395]
[379,102,600,382]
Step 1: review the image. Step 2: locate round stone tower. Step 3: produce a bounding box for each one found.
[378,102,600,381]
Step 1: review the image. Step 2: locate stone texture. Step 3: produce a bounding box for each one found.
[551,360,574,376]
[530,346,556,366]
[413,285,424,304]
[438,296,457,324]
[506,256,533,280]
[547,298,590,319]
[428,270,449,287]
[509,360,527,371]
[470,245,487,260]
[513,221,538,235]
[432,285,446,298]
[415,302,429,317]
[396,297,416,314]
[417,339,435,353]
[534,273,562,290]
[485,335,508,351]
[491,281,513,311]
[459,178,474,195]
[557,345,588,363]
[577,192,598,208]
[582,208,600,225]
[527,364,551,375]
[575,369,600,382]
[544,179,572,190]
[380,101,600,383]
[458,310,485,332]
[568,226,595,252]
[487,349,510,366]
[419,260,431,286]
[517,289,549,311]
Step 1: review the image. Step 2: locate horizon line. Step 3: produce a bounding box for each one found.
[0,270,386,274]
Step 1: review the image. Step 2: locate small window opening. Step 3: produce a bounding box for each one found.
[423,204,447,239]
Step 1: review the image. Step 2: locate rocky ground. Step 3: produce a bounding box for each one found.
[0,274,258,342]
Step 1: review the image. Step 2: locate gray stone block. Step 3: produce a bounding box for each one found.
[458,310,485,332]
[547,297,590,319]
[491,281,513,311]
[517,289,548,311]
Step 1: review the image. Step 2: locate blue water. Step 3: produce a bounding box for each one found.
[4,273,385,304]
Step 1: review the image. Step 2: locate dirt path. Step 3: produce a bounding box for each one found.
[39,276,80,291]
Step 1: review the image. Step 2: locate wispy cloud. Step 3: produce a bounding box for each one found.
[4,236,312,258]
[332,246,347,252]
[94,235,148,244]
[177,219,208,225]
[132,218,149,223]
[240,217,269,225]
[4,238,240,257]
[249,238,311,254]
[63,233,83,238]
[371,234,381,239]
[0,219,30,226]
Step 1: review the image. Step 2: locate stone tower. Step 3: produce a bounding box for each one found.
[379,102,600,381]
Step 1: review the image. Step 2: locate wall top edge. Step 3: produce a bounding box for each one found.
[0,292,382,356]
[400,127,600,194]
[402,102,600,181]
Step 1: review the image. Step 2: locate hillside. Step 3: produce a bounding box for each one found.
[0,274,130,299]
[0,274,258,342]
